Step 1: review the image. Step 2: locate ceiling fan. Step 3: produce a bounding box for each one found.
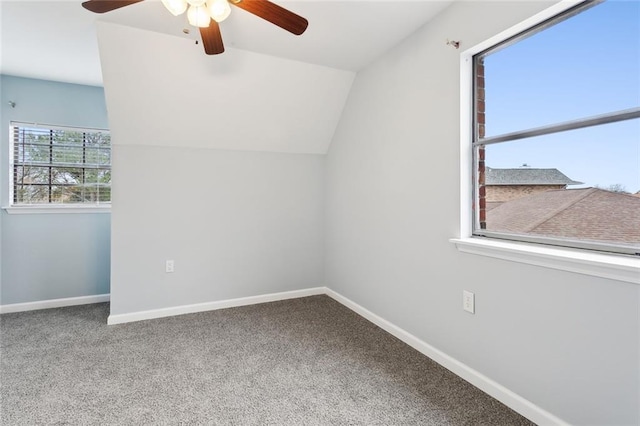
[81,0,309,55]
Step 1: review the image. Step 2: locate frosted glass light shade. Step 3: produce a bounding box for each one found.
[208,0,231,23]
[187,5,211,27]
[161,0,187,16]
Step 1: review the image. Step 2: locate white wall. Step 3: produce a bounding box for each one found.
[99,23,345,316]
[0,75,111,305]
[324,2,639,425]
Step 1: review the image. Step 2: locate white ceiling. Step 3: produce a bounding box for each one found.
[0,0,452,87]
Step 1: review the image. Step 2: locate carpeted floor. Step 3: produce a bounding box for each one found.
[1,295,534,425]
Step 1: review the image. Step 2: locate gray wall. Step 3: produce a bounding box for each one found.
[2,3,638,424]
[99,24,331,317]
[110,145,324,315]
[0,75,111,304]
[324,2,639,425]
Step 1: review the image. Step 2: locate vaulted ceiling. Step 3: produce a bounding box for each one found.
[1,0,453,155]
[0,0,452,86]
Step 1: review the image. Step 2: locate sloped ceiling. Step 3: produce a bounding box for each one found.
[0,1,452,85]
[98,22,354,154]
[2,0,453,154]
[96,0,453,71]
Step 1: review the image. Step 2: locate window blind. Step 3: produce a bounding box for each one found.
[10,122,111,205]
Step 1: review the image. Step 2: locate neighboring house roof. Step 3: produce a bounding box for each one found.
[486,202,502,211]
[485,167,583,186]
[486,188,640,244]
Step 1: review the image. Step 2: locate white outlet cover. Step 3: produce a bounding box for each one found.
[463,290,475,314]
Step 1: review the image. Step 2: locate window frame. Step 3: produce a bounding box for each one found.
[471,0,640,257]
[451,0,640,285]
[5,122,112,213]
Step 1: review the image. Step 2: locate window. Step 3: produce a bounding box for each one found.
[472,0,639,256]
[10,123,111,206]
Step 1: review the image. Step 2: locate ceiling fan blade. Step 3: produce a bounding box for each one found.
[81,0,144,14]
[200,20,225,55]
[231,0,308,36]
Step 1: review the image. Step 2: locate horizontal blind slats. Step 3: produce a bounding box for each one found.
[10,122,112,205]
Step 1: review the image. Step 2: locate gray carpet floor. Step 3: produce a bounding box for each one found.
[1,295,534,425]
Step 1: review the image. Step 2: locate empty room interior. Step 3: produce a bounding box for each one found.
[1,0,639,425]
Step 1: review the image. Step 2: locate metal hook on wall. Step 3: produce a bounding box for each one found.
[8,101,16,108]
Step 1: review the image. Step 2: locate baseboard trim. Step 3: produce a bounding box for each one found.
[0,294,110,314]
[107,287,326,325]
[325,288,569,426]
[2,286,566,425]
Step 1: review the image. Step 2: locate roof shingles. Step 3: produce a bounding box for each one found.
[486,188,640,246]
[485,167,582,186]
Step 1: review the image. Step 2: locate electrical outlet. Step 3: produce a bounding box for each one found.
[165,260,175,273]
[463,290,475,314]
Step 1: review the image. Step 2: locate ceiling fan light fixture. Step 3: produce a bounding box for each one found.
[161,0,188,16]
[208,0,231,23]
[81,0,308,56]
[187,4,211,27]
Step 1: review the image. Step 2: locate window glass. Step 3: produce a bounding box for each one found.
[11,124,111,205]
[485,119,640,193]
[473,0,640,256]
[481,0,640,138]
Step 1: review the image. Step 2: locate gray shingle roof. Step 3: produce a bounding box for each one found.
[486,167,582,186]
[486,188,640,245]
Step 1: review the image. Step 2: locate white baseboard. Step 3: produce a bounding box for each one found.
[325,288,569,426]
[107,287,326,325]
[1,286,566,425]
[0,294,110,314]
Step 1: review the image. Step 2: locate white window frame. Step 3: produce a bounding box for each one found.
[450,0,640,285]
[3,122,111,214]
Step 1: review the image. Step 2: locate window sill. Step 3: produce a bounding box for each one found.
[2,205,111,215]
[450,238,640,285]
